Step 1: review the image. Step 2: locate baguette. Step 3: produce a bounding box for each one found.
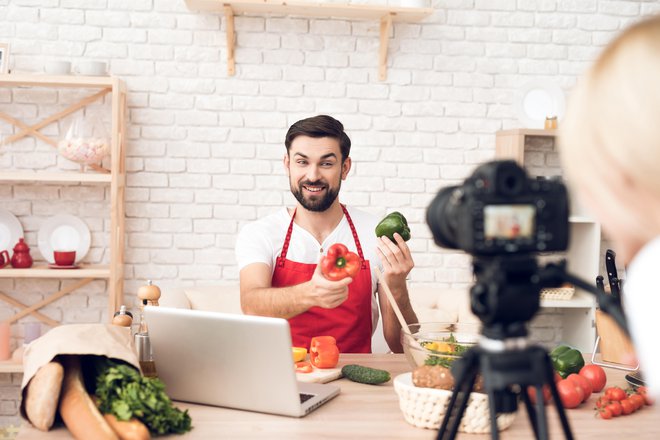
[58,356,119,440]
[104,414,151,440]
[25,361,64,431]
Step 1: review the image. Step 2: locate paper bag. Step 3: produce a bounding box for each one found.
[19,324,140,421]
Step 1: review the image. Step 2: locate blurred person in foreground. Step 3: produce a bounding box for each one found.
[235,115,417,353]
[559,15,660,399]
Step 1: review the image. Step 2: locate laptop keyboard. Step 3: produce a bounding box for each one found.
[299,393,315,404]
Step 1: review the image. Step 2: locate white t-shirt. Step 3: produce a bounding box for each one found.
[235,206,383,330]
[622,236,660,398]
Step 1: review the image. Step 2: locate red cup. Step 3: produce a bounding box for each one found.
[53,250,76,266]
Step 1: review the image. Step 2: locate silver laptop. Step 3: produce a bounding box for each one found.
[144,306,340,417]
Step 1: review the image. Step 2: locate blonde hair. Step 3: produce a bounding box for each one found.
[560,15,660,232]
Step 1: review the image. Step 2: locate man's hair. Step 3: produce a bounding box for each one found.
[285,115,351,161]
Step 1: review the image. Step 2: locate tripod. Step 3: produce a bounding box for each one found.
[435,258,628,440]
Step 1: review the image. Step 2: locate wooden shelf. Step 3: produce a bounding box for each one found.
[495,128,557,165]
[496,128,557,137]
[541,289,596,309]
[0,264,111,279]
[185,0,433,81]
[0,74,117,89]
[0,361,23,374]
[0,171,112,184]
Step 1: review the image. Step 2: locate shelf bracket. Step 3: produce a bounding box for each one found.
[0,291,59,327]
[379,13,393,81]
[225,5,236,76]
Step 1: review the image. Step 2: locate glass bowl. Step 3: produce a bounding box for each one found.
[57,137,110,165]
[401,322,480,370]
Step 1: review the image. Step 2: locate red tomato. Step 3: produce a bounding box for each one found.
[605,401,622,417]
[295,361,313,374]
[599,408,613,420]
[556,379,582,409]
[566,373,592,402]
[620,398,635,415]
[579,364,607,393]
[554,372,563,383]
[595,397,610,409]
[637,386,655,406]
[629,393,645,410]
[604,386,627,402]
[527,385,552,405]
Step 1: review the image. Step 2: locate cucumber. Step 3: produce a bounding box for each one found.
[341,364,391,385]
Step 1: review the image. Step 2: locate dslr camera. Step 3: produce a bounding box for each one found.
[427,160,569,256]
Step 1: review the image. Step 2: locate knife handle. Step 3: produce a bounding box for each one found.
[596,275,605,292]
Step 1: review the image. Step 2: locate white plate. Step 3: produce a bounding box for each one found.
[515,82,566,129]
[0,208,24,257]
[38,214,91,264]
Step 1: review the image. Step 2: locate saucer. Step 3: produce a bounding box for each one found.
[48,264,79,270]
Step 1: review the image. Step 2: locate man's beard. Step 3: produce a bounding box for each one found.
[291,179,340,212]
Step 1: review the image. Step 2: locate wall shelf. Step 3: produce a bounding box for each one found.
[0,265,111,279]
[184,0,433,80]
[0,171,113,184]
[495,128,557,166]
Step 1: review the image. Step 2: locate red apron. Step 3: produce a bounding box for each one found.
[272,205,373,353]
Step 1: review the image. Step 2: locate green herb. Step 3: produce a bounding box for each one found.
[92,357,192,435]
[421,333,469,367]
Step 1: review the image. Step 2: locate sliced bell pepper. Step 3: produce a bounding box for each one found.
[320,243,360,281]
[310,336,340,369]
[292,347,307,363]
[295,361,313,374]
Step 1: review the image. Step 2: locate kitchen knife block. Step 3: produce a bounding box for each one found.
[595,309,636,366]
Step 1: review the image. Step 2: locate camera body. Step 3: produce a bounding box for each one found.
[427,160,569,256]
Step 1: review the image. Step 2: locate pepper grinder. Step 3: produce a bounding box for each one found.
[135,280,161,377]
[112,305,133,327]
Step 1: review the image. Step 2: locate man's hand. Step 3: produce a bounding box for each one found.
[306,260,352,309]
[376,232,414,289]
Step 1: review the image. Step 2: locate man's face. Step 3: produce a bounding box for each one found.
[284,135,351,212]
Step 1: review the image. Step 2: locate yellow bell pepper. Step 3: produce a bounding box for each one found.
[292,347,307,363]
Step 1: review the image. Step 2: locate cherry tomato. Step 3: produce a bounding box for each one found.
[604,386,627,402]
[599,408,613,419]
[527,385,552,405]
[557,379,582,409]
[295,361,313,374]
[605,401,622,417]
[579,364,607,393]
[629,393,645,411]
[595,397,610,409]
[637,386,655,406]
[620,398,635,415]
[567,373,592,402]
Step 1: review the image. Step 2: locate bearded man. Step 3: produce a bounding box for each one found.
[235,115,417,353]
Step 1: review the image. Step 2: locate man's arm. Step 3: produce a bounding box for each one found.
[376,233,418,353]
[240,261,353,319]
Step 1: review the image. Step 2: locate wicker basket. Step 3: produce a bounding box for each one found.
[539,286,575,301]
[393,373,516,433]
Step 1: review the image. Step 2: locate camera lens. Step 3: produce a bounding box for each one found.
[426,185,461,250]
[494,161,526,196]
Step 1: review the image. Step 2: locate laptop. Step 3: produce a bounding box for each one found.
[144,306,340,417]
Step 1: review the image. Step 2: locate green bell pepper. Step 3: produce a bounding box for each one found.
[375,211,411,242]
[550,344,585,379]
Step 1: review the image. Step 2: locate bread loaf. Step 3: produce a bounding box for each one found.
[25,360,64,431]
[58,356,119,440]
[104,414,151,440]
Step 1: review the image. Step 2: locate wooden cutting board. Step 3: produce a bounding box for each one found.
[296,366,342,383]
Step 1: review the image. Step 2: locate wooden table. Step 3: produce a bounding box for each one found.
[16,354,660,439]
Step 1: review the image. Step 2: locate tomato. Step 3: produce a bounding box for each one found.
[527,385,552,405]
[598,408,613,420]
[309,336,340,369]
[604,386,627,402]
[295,361,313,374]
[556,379,582,409]
[579,364,607,393]
[605,401,622,417]
[620,398,635,415]
[637,386,655,406]
[629,393,645,411]
[595,397,610,409]
[554,372,563,383]
[566,373,592,402]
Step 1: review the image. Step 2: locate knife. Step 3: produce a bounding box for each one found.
[605,249,621,301]
[596,275,605,292]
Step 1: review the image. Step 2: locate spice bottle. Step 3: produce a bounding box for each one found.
[544,116,558,130]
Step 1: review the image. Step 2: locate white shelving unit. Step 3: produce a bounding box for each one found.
[496,129,599,352]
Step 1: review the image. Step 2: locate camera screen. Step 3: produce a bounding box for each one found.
[484,205,535,240]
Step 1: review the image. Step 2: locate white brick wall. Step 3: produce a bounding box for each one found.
[1,0,657,426]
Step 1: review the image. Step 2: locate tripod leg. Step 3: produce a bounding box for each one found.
[520,387,540,439]
[485,390,500,440]
[544,358,574,440]
[437,351,480,440]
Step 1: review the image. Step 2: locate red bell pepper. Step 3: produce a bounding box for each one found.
[310,336,340,369]
[295,361,313,374]
[320,243,360,281]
